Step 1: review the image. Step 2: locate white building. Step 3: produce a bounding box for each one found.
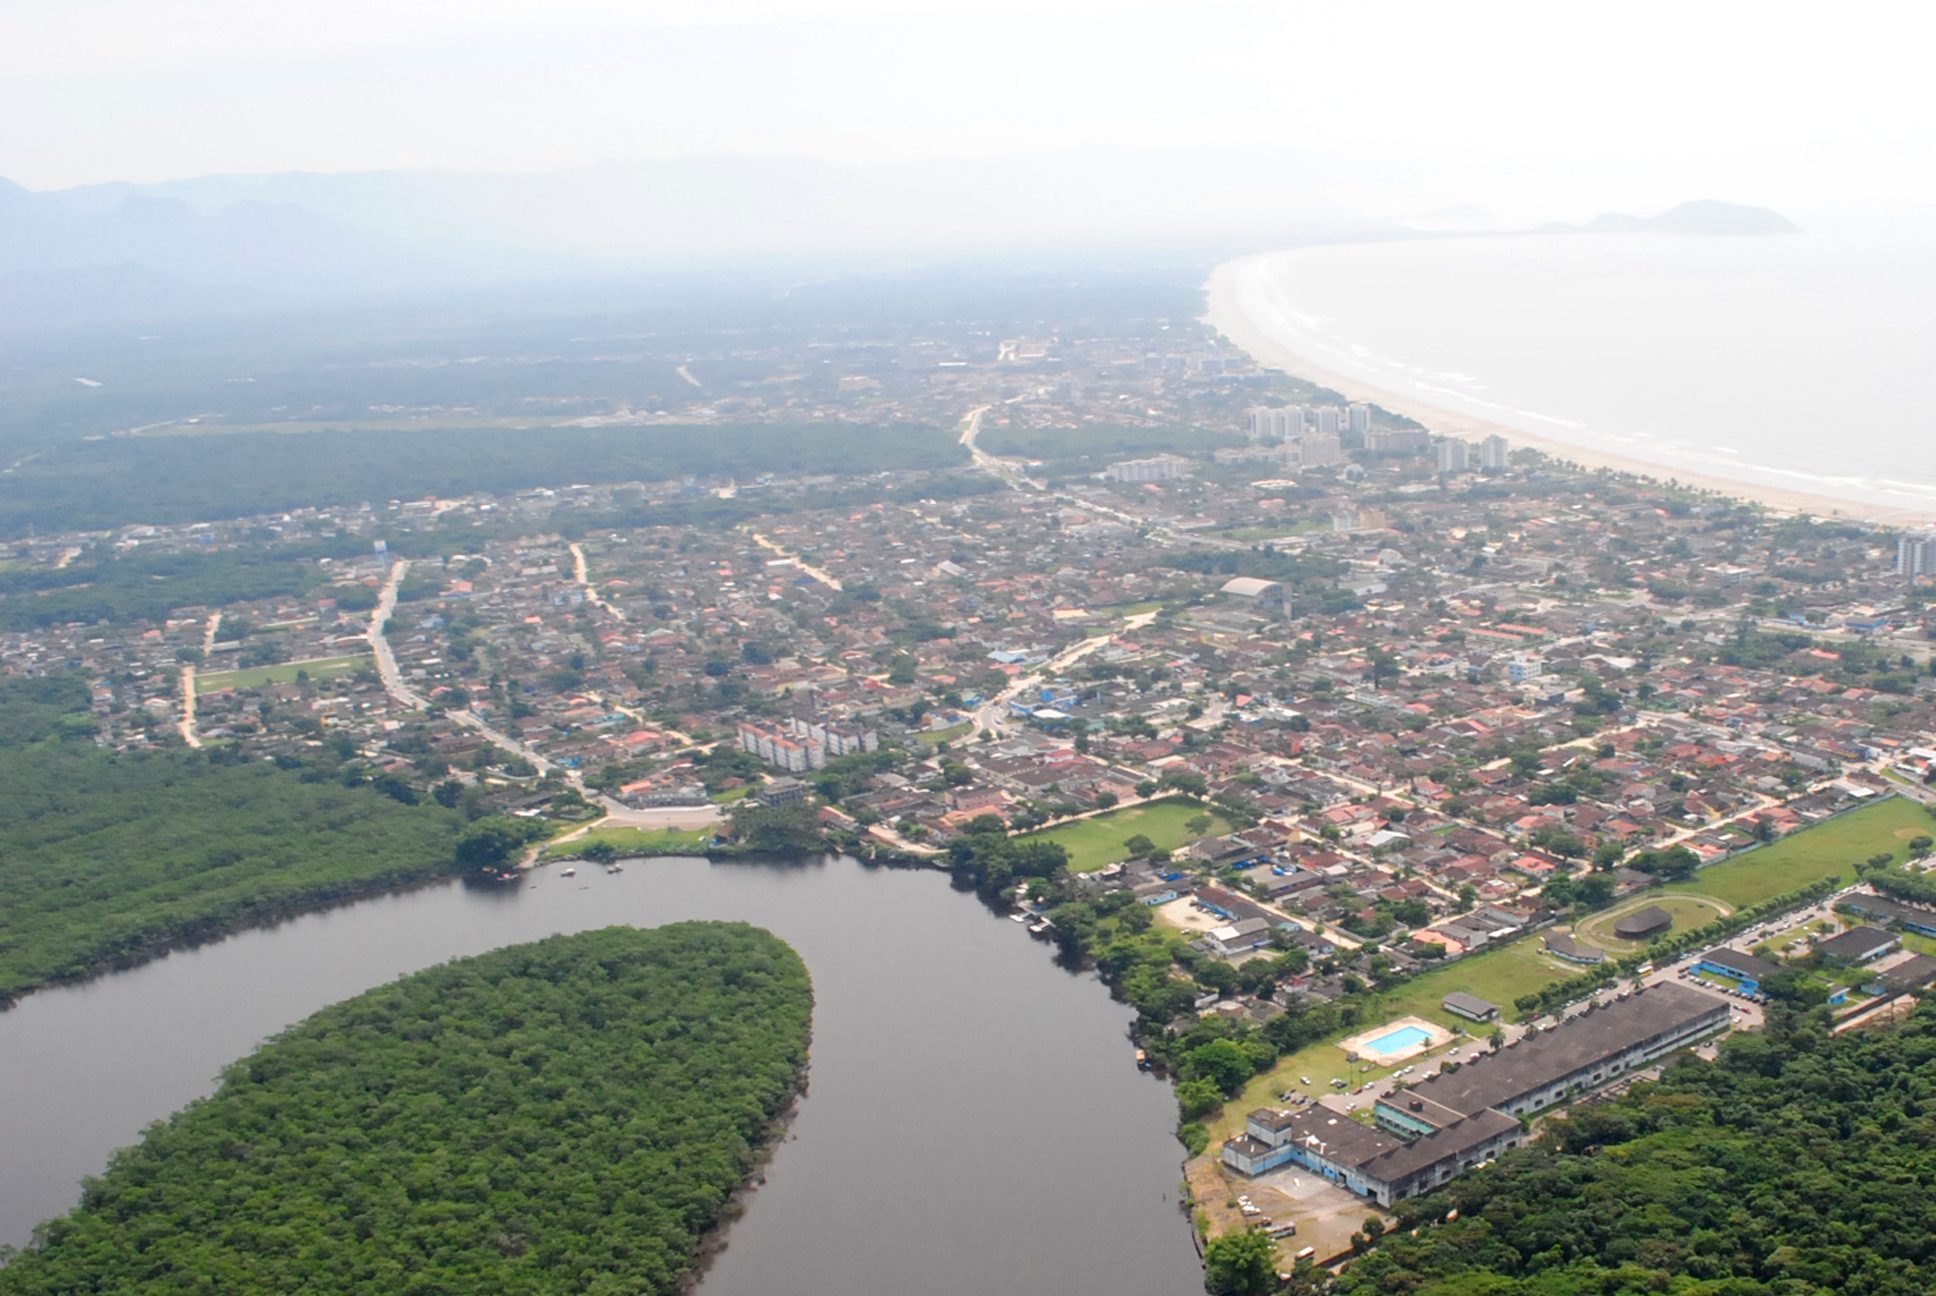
[1897,531,1936,577]
[1248,405,1306,441]
[1103,454,1189,484]
[1479,434,1513,470]
[1347,402,1372,438]
[1505,652,1543,684]
[1436,439,1471,473]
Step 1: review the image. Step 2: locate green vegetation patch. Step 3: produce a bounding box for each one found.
[1209,937,1575,1141]
[196,653,371,694]
[542,825,715,859]
[1668,796,1930,906]
[0,924,812,1296]
[1333,1004,1936,1296]
[0,422,965,535]
[0,676,464,1005]
[1025,798,1232,873]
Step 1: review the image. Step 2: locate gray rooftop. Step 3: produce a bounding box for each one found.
[1814,925,1896,962]
[1388,982,1728,1121]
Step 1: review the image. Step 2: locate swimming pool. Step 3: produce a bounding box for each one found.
[1361,1025,1432,1056]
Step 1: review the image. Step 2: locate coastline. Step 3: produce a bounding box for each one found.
[1204,252,1936,528]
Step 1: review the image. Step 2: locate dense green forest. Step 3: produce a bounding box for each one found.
[0,676,465,1004]
[0,545,338,630]
[0,422,964,534]
[1326,1003,1936,1296]
[0,924,814,1294]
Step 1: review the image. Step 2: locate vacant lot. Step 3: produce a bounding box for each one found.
[197,654,370,694]
[1669,796,1934,906]
[1026,799,1231,873]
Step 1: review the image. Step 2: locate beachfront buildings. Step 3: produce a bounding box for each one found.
[1222,983,1729,1206]
[1897,531,1936,579]
[1480,434,1512,470]
[1436,439,1471,474]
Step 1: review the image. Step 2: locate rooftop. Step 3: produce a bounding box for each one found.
[1390,982,1729,1121]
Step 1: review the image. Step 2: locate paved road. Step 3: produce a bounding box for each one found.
[747,531,843,590]
[367,560,559,776]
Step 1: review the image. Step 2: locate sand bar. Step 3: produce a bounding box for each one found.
[1205,252,1936,528]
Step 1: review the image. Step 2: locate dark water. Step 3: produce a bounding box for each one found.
[0,856,1202,1295]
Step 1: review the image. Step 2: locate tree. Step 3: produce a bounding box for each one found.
[1204,1230,1277,1295]
[1094,790,1120,810]
[1123,833,1158,858]
[454,817,543,878]
[1186,814,1215,835]
[1176,1078,1223,1121]
[1181,1039,1253,1095]
[580,840,618,865]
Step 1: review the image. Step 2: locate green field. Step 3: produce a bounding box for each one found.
[915,721,974,747]
[197,654,370,694]
[1574,893,1731,952]
[1025,799,1231,873]
[1208,937,1576,1141]
[1667,796,1934,906]
[710,784,756,805]
[542,824,715,859]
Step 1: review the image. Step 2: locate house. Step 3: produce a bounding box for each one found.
[1813,925,1898,965]
[1694,946,1776,995]
[1543,932,1606,965]
[1442,992,1500,1023]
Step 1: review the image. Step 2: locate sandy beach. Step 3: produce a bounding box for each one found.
[1204,252,1936,527]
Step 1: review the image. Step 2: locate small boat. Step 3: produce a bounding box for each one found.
[1009,911,1028,923]
[1135,1048,1151,1070]
[560,867,577,878]
[606,865,622,875]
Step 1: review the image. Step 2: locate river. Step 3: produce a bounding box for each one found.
[0,855,1204,1295]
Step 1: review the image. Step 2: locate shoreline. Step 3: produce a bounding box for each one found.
[1204,252,1936,528]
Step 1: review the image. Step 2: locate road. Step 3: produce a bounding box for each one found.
[367,560,559,777]
[177,666,200,748]
[973,614,1155,736]
[568,542,627,619]
[747,531,843,590]
[176,611,222,748]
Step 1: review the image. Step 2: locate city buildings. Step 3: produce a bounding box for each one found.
[1102,454,1190,484]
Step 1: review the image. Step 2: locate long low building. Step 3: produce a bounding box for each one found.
[1223,981,1729,1206]
[1377,982,1730,1133]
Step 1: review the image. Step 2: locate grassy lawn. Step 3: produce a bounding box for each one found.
[710,785,756,805]
[1026,799,1232,873]
[915,721,974,747]
[197,654,370,694]
[542,825,714,859]
[1208,937,1580,1141]
[1666,796,1935,907]
[1574,893,1731,952]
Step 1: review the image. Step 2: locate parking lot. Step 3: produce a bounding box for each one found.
[1239,1161,1381,1266]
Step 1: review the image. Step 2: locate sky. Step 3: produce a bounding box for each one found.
[4,0,1931,219]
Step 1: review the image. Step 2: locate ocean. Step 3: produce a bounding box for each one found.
[1216,221,1936,516]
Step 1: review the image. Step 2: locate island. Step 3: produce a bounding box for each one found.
[0,923,812,1294]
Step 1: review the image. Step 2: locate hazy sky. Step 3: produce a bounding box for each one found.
[5,0,1929,217]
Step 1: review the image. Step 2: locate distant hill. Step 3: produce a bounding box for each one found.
[1542,199,1800,236]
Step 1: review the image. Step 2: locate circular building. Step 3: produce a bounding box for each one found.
[1613,905,1673,942]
